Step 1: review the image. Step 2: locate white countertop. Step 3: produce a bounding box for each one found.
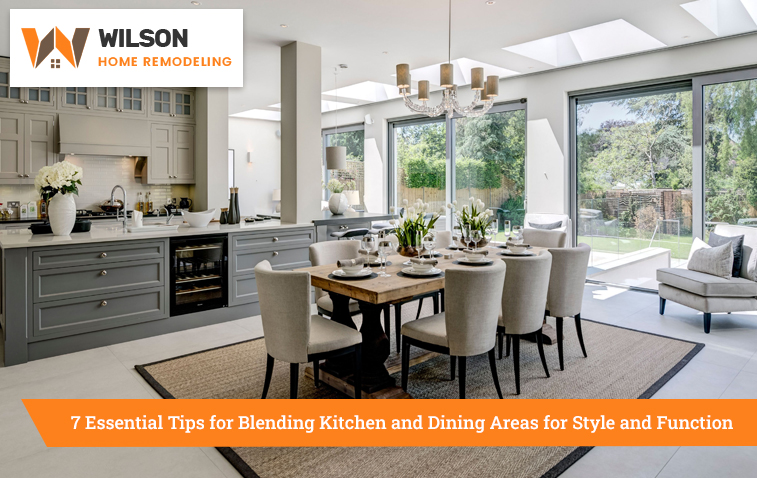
[0,220,313,249]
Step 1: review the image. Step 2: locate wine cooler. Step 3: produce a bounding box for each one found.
[170,236,228,316]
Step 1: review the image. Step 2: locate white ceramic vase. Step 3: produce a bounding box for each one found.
[48,193,76,236]
[328,193,349,215]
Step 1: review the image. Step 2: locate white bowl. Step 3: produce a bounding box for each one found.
[411,262,434,272]
[341,264,364,275]
[181,209,216,228]
[464,252,486,262]
[509,244,528,254]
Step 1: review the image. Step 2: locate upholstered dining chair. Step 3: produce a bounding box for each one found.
[309,240,362,317]
[255,260,363,399]
[522,229,567,248]
[435,230,453,249]
[546,243,591,371]
[401,261,507,399]
[497,251,553,395]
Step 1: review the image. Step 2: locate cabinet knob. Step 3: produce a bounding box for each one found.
[18,174,23,178]
[100,300,108,307]
[272,251,279,257]
[24,174,29,178]
[100,270,107,276]
[87,106,91,109]
[272,237,279,242]
[100,252,107,258]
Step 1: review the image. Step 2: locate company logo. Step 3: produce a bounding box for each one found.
[21,27,89,69]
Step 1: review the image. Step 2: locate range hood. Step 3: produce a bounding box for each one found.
[59,113,150,157]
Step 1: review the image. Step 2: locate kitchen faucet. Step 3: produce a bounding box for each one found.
[157,207,175,225]
[110,185,128,231]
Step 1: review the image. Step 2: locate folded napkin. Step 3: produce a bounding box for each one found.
[337,257,366,268]
[410,257,438,266]
[506,242,530,248]
[359,250,379,258]
[462,249,489,256]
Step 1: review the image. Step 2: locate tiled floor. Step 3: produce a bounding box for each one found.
[1,284,755,477]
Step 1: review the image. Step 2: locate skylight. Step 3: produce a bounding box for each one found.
[264,101,356,113]
[681,0,757,37]
[230,109,281,121]
[323,81,410,103]
[407,58,518,87]
[503,19,665,67]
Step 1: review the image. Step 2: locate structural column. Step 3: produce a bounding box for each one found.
[280,41,323,224]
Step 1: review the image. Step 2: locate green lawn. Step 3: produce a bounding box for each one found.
[578,235,693,260]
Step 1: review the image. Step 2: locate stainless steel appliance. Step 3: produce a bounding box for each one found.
[170,236,228,316]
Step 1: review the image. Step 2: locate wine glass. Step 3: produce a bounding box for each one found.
[487,219,498,244]
[470,230,483,252]
[512,226,524,245]
[462,224,472,251]
[361,236,375,269]
[423,233,436,258]
[378,240,393,277]
[504,220,511,240]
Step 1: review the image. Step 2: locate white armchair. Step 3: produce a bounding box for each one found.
[524,212,572,247]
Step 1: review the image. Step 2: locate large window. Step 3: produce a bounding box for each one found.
[575,86,693,289]
[322,125,365,210]
[390,103,526,234]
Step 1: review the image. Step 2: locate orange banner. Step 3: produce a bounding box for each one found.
[23,399,753,448]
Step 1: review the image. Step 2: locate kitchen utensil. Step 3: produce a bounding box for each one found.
[400,267,443,277]
[232,188,240,223]
[100,199,123,213]
[220,208,229,224]
[181,209,216,228]
[228,189,239,224]
[179,197,193,210]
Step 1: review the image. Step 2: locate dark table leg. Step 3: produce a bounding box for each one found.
[320,292,358,378]
[356,300,395,392]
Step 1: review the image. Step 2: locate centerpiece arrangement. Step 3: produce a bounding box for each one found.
[448,197,494,248]
[390,199,445,257]
[35,161,83,236]
[323,178,357,215]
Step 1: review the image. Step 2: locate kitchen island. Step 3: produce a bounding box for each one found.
[312,211,393,242]
[0,220,314,366]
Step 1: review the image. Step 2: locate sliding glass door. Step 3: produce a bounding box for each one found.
[574,85,693,289]
[389,102,527,234]
[322,125,365,210]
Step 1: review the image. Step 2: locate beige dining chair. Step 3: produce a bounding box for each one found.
[498,251,553,395]
[546,243,591,371]
[401,261,507,399]
[309,240,362,317]
[435,230,453,249]
[522,229,567,248]
[255,260,363,399]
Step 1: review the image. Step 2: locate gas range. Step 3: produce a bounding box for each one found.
[76,209,130,218]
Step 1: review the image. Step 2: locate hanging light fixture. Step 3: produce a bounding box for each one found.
[396,0,498,118]
[325,66,347,170]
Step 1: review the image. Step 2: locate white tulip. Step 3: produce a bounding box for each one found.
[389,219,396,225]
[446,203,453,209]
[403,199,409,205]
[469,197,475,203]
[453,200,458,206]
[408,207,415,215]
[390,206,396,214]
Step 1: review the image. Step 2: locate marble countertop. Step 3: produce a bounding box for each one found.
[0,220,313,249]
[312,211,393,225]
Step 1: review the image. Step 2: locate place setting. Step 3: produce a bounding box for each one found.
[454,248,494,266]
[328,257,378,280]
[398,257,444,278]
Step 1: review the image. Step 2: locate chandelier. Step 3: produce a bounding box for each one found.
[395,0,499,118]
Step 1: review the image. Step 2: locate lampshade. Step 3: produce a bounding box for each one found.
[440,63,454,88]
[471,67,484,90]
[418,80,430,101]
[486,75,499,97]
[396,64,410,89]
[326,145,347,170]
[272,188,281,201]
[343,190,360,206]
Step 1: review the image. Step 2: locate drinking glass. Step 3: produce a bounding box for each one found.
[423,233,436,258]
[470,230,483,252]
[378,240,393,277]
[462,224,472,251]
[361,236,375,269]
[512,226,523,245]
[504,220,511,239]
[487,219,498,244]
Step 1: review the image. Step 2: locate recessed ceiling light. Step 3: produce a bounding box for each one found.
[486,1,496,4]
[682,35,690,38]
[280,24,288,28]
[382,51,389,54]
[190,1,201,5]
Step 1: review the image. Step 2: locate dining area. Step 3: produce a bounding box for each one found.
[254,200,592,399]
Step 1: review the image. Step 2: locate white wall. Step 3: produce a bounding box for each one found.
[321,34,757,215]
[228,117,281,216]
[194,87,230,217]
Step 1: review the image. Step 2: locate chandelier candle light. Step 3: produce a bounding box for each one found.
[396,0,499,118]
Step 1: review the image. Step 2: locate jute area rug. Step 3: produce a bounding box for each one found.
[137,308,702,478]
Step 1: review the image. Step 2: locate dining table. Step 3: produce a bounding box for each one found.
[297,244,549,397]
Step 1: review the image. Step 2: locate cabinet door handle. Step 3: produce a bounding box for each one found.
[100,300,108,307]
[100,252,107,258]
[340,225,349,230]
[100,270,107,276]
[272,251,279,257]
[24,174,29,178]
[17,174,23,178]
[86,106,91,109]
[272,237,279,242]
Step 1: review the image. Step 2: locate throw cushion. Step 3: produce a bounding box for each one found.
[529,220,562,230]
[687,242,734,279]
[708,232,744,278]
[688,237,711,261]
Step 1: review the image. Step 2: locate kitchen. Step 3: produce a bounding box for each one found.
[0,55,390,367]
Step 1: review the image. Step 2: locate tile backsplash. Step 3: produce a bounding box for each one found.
[0,156,180,213]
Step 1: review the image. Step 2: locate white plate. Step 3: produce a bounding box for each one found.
[457,258,494,265]
[500,250,535,256]
[401,267,443,277]
[332,268,373,277]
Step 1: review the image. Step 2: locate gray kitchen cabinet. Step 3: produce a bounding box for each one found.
[0,112,54,184]
[0,71,54,109]
[0,70,22,104]
[93,87,146,117]
[60,87,91,110]
[32,240,165,269]
[228,228,314,306]
[147,123,195,184]
[150,88,194,121]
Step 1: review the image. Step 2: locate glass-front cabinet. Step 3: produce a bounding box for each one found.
[0,71,21,102]
[0,71,54,107]
[94,87,145,115]
[61,87,90,109]
[151,88,194,119]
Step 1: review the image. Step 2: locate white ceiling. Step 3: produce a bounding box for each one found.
[2,0,754,115]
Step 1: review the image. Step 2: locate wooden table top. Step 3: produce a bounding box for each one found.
[298,245,547,305]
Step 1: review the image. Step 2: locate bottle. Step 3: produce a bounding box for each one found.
[220,208,229,224]
[146,192,153,214]
[228,188,238,224]
[0,203,4,220]
[28,201,37,219]
[38,198,47,219]
[233,188,241,224]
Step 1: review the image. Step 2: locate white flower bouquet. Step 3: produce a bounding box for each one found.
[448,197,494,236]
[35,160,83,200]
[389,199,445,253]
